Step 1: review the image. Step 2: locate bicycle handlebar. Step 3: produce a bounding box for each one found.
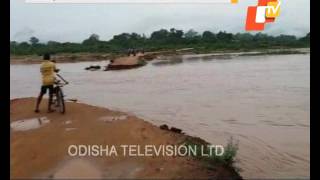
[56,73,69,84]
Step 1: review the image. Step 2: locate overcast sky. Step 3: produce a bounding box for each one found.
[10,0,310,42]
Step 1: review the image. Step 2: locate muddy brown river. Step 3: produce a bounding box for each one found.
[10,54,310,178]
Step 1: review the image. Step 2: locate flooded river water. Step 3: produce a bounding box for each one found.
[10,54,310,178]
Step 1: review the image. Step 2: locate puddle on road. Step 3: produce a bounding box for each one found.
[98,115,127,122]
[52,159,102,179]
[49,159,143,179]
[10,117,50,131]
[102,161,144,178]
[65,128,77,132]
[64,120,72,125]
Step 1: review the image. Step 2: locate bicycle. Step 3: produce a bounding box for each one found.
[52,73,69,114]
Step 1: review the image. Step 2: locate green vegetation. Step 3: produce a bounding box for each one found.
[180,136,242,179]
[10,28,310,55]
[181,136,239,169]
[137,59,147,66]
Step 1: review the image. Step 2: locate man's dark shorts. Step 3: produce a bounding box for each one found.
[41,85,54,95]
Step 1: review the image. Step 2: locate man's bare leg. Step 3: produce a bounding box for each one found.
[35,92,44,113]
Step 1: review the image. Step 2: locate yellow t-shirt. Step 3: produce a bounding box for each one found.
[40,61,56,86]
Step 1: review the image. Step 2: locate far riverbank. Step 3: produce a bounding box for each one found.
[10,48,309,65]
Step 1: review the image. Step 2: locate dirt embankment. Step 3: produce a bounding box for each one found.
[10,53,118,64]
[10,98,241,179]
[10,48,309,66]
[10,52,159,65]
[105,53,149,70]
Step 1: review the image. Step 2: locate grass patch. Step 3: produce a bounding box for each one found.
[181,136,239,169]
[137,59,147,66]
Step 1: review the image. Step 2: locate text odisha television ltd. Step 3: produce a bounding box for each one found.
[67,144,225,157]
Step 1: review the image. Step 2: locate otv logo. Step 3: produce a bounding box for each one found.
[245,0,281,31]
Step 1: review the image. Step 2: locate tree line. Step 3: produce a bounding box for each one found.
[10,28,310,55]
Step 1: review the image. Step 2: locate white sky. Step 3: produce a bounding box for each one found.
[10,0,310,42]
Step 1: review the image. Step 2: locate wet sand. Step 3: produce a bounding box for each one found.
[10,98,240,179]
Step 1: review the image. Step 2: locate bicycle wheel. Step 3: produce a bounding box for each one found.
[56,88,65,114]
[54,94,59,107]
[52,87,59,107]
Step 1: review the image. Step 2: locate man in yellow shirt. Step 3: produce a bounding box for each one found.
[35,53,58,113]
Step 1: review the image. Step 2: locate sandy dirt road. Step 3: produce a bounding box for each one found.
[10,98,240,179]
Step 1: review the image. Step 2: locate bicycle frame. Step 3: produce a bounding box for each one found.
[53,73,68,96]
[52,73,69,113]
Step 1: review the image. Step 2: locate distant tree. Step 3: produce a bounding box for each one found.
[10,41,18,46]
[112,33,131,41]
[216,31,233,42]
[306,32,310,39]
[150,29,170,41]
[299,32,310,42]
[162,28,184,44]
[202,31,216,42]
[130,33,141,40]
[89,34,100,41]
[82,34,100,45]
[47,41,61,46]
[184,29,199,39]
[142,33,147,39]
[253,33,271,41]
[234,33,254,42]
[20,42,30,47]
[109,33,133,48]
[169,28,184,39]
[29,37,39,45]
[46,41,61,54]
[275,34,297,44]
[10,41,19,54]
